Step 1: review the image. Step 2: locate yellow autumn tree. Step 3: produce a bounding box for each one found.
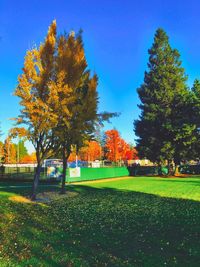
[13,21,58,200]
[78,140,101,161]
[0,141,4,164]
[3,137,17,164]
[49,32,99,193]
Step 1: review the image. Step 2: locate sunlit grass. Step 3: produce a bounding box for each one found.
[80,176,200,201]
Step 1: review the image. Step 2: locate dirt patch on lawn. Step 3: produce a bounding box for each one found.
[35,191,78,203]
[9,191,78,204]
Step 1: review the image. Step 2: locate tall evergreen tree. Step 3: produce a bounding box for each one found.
[191,79,200,160]
[134,28,195,174]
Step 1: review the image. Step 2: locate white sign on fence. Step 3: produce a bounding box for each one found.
[69,167,81,178]
[91,161,100,168]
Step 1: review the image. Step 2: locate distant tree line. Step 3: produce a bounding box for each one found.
[0,129,137,165]
[0,138,36,164]
[69,129,138,162]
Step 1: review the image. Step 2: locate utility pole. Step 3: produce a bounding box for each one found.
[17,139,20,164]
[75,144,78,168]
[8,141,10,164]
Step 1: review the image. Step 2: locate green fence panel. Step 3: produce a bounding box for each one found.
[66,167,129,182]
[0,166,47,181]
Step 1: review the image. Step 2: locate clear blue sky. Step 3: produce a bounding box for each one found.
[0,0,200,152]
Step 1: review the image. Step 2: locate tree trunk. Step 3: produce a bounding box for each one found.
[61,148,67,194]
[174,164,180,176]
[167,159,174,176]
[31,163,41,201]
[157,162,162,176]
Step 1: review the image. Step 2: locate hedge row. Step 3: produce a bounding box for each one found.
[179,165,200,174]
[128,165,200,176]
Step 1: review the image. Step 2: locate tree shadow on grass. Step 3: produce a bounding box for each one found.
[0,183,60,198]
[1,184,200,266]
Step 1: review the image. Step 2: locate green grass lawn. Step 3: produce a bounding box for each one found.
[79,176,200,201]
[0,176,200,266]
